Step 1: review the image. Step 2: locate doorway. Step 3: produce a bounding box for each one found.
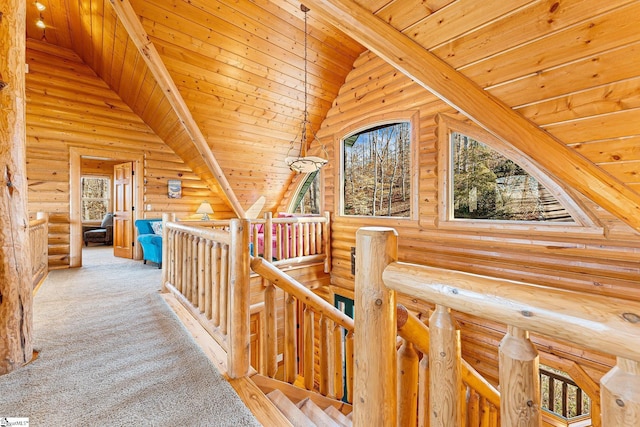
[70,147,144,267]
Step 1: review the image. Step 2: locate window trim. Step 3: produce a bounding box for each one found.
[437,114,602,233]
[337,111,420,221]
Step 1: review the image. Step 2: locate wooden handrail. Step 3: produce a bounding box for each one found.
[250,256,354,331]
[383,261,640,363]
[28,212,48,290]
[396,304,501,408]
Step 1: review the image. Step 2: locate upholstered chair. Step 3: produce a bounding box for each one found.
[83,213,114,246]
[134,219,163,268]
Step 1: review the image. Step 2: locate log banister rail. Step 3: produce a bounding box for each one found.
[358,226,640,427]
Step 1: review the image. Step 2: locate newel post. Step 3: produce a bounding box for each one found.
[499,326,541,426]
[601,357,640,425]
[161,213,175,292]
[353,227,398,427]
[227,218,251,378]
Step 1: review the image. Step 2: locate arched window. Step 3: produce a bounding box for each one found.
[292,171,321,214]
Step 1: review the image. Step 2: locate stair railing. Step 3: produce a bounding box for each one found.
[396,304,500,426]
[162,214,251,379]
[29,212,48,289]
[355,226,640,427]
[251,256,355,402]
[249,211,331,272]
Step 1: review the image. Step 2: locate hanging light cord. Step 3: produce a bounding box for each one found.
[301,4,309,157]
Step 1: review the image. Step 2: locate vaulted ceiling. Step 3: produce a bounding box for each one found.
[25,0,640,228]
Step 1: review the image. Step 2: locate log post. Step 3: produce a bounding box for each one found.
[227,218,251,379]
[0,0,33,375]
[161,213,175,292]
[429,304,462,426]
[601,357,640,426]
[499,326,541,427]
[284,293,297,383]
[353,227,398,426]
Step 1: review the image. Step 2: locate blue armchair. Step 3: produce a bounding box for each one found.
[134,219,163,268]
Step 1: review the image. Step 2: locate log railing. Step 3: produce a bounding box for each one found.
[162,215,251,378]
[249,212,331,272]
[396,304,500,426]
[356,226,640,427]
[29,212,48,290]
[250,256,354,402]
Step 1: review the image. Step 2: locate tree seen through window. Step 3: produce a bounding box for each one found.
[452,132,572,222]
[343,122,411,217]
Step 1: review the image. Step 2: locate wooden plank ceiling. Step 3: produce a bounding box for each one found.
[25,0,640,225]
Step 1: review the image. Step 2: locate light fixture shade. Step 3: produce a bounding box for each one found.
[285,156,328,173]
[196,201,214,220]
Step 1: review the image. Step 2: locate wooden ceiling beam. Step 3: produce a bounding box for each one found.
[107,0,246,218]
[304,0,640,232]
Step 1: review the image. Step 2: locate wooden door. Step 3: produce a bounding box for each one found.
[113,162,134,259]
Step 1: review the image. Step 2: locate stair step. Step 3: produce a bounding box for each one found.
[267,389,317,427]
[324,405,352,427]
[297,398,341,427]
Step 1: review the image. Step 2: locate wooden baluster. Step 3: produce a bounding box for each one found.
[190,235,198,305]
[219,244,229,334]
[264,212,273,262]
[323,212,331,273]
[304,222,310,256]
[310,222,317,255]
[304,306,315,391]
[166,228,174,288]
[180,233,188,296]
[467,388,480,427]
[204,241,212,319]
[211,242,220,326]
[354,227,398,426]
[334,323,344,401]
[489,402,499,426]
[251,223,258,258]
[227,218,251,379]
[499,326,540,427]
[284,293,297,383]
[429,304,462,427]
[346,330,354,404]
[284,221,291,260]
[397,338,419,427]
[297,223,304,257]
[197,237,205,311]
[601,357,640,426]
[264,282,278,378]
[417,346,430,427]
[275,223,282,260]
[319,315,331,396]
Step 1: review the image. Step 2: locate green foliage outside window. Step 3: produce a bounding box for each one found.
[451,132,572,222]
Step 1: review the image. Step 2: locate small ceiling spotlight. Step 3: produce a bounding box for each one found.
[35,1,46,11]
[36,19,46,29]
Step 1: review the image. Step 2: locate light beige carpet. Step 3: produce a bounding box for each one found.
[0,246,260,426]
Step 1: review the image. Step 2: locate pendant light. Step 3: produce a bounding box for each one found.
[285,4,328,174]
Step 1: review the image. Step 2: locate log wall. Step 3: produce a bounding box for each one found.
[305,52,640,385]
[25,40,222,268]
